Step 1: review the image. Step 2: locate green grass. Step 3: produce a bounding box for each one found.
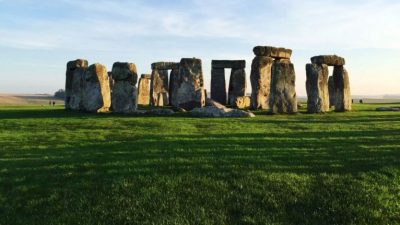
[0,104,399,225]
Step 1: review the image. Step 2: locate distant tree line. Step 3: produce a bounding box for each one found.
[54,89,65,99]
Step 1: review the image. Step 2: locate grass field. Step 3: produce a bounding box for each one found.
[0,104,399,225]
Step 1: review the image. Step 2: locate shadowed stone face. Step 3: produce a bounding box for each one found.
[269,60,297,114]
[306,63,329,113]
[211,68,226,104]
[111,62,138,113]
[250,56,274,110]
[333,66,352,112]
[65,59,88,110]
[210,60,246,105]
[169,68,180,107]
[174,58,205,110]
[328,76,335,107]
[228,68,246,106]
[138,74,151,105]
[82,63,111,113]
[211,60,246,69]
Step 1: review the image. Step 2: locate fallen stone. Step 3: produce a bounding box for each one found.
[191,106,255,118]
[306,63,329,113]
[333,66,352,112]
[146,108,175,115]
[253,46,292,59]
[235,96,251,109]
[173,58,206,110]
[82,63,111,113]
[269,60,297,114]
[228,68,246,106]
[211,60,246,69]
[376,107,400,111]
[250,56,274,110]
[311,55,345,66]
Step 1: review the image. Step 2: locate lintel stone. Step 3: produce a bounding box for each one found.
[211,60,246,69]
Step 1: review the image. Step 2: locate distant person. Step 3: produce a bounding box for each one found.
[52,101,55,106]
[49,101,51,106]
[359,99,363,104]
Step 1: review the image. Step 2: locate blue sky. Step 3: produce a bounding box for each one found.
[0,0,399,96]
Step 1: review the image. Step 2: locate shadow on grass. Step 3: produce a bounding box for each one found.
[0,108,399,224]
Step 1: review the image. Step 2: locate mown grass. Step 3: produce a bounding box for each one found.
[0,104,399,225]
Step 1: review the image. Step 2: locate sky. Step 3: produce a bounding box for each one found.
[0,0,399,96]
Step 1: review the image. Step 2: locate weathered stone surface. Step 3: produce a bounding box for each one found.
[169,68,180,107]
[111,82,137,113]
[82,64,111,112]
[173,58,206,110]
[306,64,329,113]
[150,69,169,106]
[111,62,138,83]
[328,76,335,107]
[151,62,179,70]
[235,96,251,109]
[333,66,352,112]
[253,46,292,59]
[211,60,246,69]
[250,56,274,109]
[67,59,88,70]
[311,55,345,66]
[269,60,297,114]
[138,74,151,105]
[210,68,226,105]
[65,59,88,110]
[111,62,138,113]
[228,68,246,106]
[68,68,87,110]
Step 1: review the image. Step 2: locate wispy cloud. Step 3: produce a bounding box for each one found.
[1,0,399,51]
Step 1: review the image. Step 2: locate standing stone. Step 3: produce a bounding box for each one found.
[306,63,329,113]
[269,60,297,113]
[228,68,246,106]
[150,69,169,106]
[174,58,205,110]
[328,76,335,107]
[250,56,274,109]
[138,74,151,105]
[65,59,88,110]
[169,67,180,107]
[82,64,111,112]
[108,72,114,92]
[211,68,226,104]
[111,62,138,113]
[333,66,352,112]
